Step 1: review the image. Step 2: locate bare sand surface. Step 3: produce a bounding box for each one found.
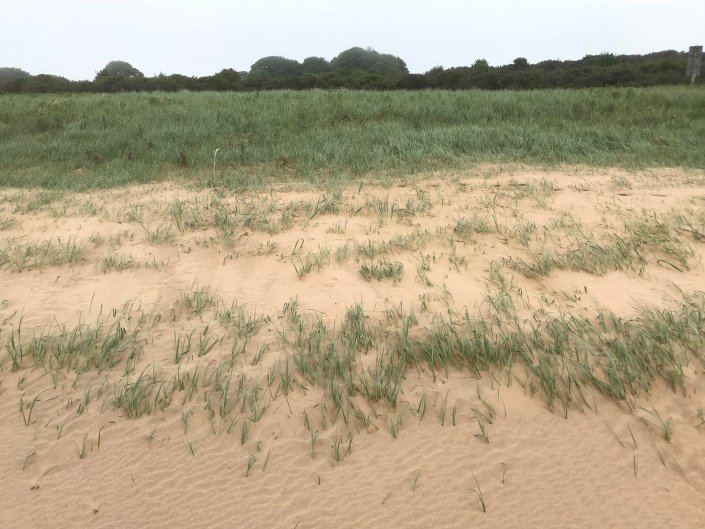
[1,166,705,528]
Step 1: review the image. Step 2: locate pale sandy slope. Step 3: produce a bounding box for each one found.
[1,166,704,528]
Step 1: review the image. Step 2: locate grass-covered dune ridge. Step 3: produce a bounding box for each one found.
[1,87,704,189]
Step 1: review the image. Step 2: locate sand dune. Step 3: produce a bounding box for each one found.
[1,166,705,528]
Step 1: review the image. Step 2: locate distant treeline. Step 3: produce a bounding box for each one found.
[0,46,697,93]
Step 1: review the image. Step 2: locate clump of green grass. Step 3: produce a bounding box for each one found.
[341,303,375,354]
[88,232,105,246]
[503,253,556,279]
[173,328,193,363]
[309,189,342,219]
[99,253,138,273]
[293,245,331,279]
[335,242,350,263]
[0,215,19,230]
[172,285,220,318]
[610,174,633,190]
[624,214,693,270]
[7,317,142,374]
[355,230,428,259]
[241,201,280,235]
[454,216,492,242]
[641,407,674,442]
[252,240,277,256]
[14,190,64,212]
[360,259,404,282]
[332,432,353,463]
[169,197,211,233]
[0,237,87,271]
[114,370,172,418]
[505,210,694,278]
[361,195,390,219]
[145,224,175,244]
[326,220,347,234]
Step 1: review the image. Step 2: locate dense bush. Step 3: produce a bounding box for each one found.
[0,49,697,94]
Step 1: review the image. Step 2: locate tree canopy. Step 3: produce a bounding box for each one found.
[331,47,408,77]
[249,56,303,79]
[301,57,331,74]
[0,67,31,82]
[0,48,697,94]
[95,61,144,80]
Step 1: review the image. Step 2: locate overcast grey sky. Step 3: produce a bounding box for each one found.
[2,0,703,80]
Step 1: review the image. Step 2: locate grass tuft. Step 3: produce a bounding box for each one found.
[360,259,404,283]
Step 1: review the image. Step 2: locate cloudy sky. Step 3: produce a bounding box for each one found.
[2,0,703,79]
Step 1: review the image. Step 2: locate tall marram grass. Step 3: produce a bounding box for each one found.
[0,87,703,189]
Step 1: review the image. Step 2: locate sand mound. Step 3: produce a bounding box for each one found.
[1,166,705,528]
